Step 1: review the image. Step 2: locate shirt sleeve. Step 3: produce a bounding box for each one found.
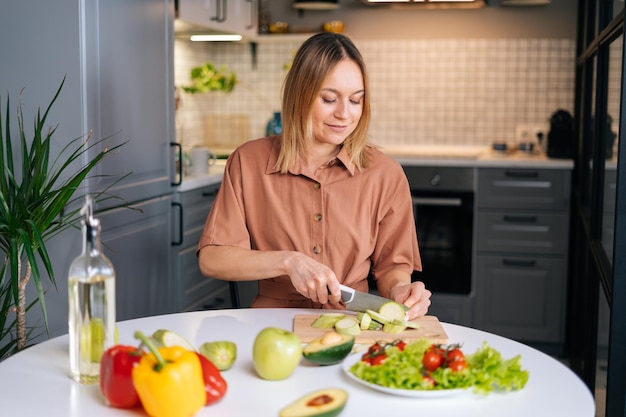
[196,150,252,254]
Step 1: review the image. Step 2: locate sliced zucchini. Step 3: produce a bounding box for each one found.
[365,309,390,325]
[368,320,383,331]
[334,317,361,336]
[383,321,407,334]
[359,312,371,330]
[402,319,421,330]
[378,301,406,322]
[311,313,345,329]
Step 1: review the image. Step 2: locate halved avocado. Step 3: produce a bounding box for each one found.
[279,388,348,417]
[302,332,355,366]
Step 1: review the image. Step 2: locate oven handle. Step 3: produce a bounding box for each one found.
[412,197,463,207]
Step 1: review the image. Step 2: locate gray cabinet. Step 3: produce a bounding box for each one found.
[100,196,176,320]
[86,0,174,209]
[172,183,234,312]
[1,0,175,340]
[177,0,258,39]
[475,168,571,345]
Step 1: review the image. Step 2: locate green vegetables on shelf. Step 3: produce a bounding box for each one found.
[180,62,237,94]
[349,339,529,395]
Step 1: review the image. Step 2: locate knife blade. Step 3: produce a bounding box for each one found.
[339,284,408,313]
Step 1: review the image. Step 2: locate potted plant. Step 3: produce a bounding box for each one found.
[0,78,127,360]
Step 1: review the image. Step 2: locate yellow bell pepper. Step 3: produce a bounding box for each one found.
[132,331,205,417]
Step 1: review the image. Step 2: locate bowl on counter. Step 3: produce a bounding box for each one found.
[323,21,345,33]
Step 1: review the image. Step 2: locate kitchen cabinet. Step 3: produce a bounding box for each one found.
[86,0,175,210]
[0,0,175,340]
[100,196,176,319]
[172,183,235,311]
[177,0,257,39]
[474,168,572,347]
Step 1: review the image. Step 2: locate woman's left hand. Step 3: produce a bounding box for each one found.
[390,281,432,321]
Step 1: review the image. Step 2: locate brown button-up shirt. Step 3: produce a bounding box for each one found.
[197,136,422,308]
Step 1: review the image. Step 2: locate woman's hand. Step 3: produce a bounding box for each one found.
[284,252,343,305]
[389,281,432,321]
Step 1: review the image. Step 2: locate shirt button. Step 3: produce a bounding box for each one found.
[314,213,322,222]
[328,159,336,166]
[313,245,322,254]
[313,182,321,190]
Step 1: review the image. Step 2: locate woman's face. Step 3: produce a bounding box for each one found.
[311,59,364,148]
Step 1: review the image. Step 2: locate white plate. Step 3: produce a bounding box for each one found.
[342,353,470,398]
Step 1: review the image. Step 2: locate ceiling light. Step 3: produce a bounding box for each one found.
[293,0,340,10]
[361,0,486,7]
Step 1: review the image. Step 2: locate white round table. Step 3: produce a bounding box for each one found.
[0,308,595,416]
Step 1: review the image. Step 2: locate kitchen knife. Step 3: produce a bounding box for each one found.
[339,284,408,313]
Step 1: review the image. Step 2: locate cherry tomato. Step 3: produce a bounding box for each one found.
[368,343,383,354]
[427,344,444,356]
[423,351,444,372]
[448,359,468,372]
[370,353,387,366]
[447,348,465,363]
[394,341,407,351]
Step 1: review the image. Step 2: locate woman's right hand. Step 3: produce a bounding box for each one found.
[284,252,342,305]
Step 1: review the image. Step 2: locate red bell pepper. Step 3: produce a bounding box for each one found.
[196,352,228,405]
[99,345,144,408]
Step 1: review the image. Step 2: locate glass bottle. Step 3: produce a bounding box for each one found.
[68,195,116,384]
[265,111,282,136]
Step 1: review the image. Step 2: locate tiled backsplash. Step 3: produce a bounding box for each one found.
[175,37,575,150]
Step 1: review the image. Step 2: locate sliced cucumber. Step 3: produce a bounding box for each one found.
[378,301,406,322]
[334,317,361,336]
[311,313,345,329]
[365,309,391,325]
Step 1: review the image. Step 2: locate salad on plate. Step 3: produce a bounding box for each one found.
[346,338,529,396]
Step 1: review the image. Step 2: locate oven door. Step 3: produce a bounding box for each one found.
[411,191,474,295]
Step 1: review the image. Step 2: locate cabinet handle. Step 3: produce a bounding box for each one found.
[502,258,536,267]
[211,0,227,22]
[171,142,182,186]
[171,202,183,246]
[245,0,256,30]
[504,170,539,178]
[503,214,538,223]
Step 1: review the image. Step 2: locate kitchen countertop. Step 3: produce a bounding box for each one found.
[174,145,574,192]
[174,159,226,192]
[381,144,575,169]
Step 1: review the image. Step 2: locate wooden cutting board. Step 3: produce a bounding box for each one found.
[293,314,449,344]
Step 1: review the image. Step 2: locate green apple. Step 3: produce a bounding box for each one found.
[253,327,302,380]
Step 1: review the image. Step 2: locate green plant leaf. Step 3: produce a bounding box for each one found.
[0,76,132,357]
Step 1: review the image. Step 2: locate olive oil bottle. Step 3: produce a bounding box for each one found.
[68,195,116,384]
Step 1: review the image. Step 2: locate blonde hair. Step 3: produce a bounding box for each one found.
[275,32,371,173]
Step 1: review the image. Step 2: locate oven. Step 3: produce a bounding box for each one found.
[402,166,475,325]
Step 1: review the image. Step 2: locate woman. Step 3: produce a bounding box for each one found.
[197,32,431,320]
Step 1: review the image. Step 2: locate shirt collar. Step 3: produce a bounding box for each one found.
[265,136,356,176]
